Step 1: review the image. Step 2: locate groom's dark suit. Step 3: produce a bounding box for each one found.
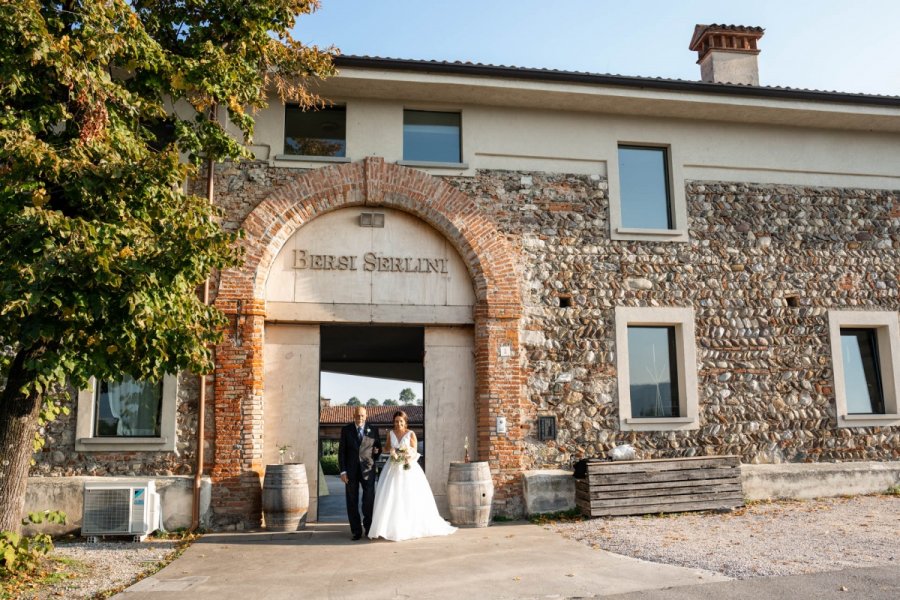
[338,420,382,538]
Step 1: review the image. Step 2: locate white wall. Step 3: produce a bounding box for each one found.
[266,207,475,324]
[247,85,900,189]
[263,324,321,520]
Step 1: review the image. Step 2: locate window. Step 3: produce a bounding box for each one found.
[76,374,178,451]
[627,326,680,418]
[615,307,699,431]
[94,375,162,437]
[283,105,346,158]
[618,146,672,230]
[610,143,687,242]
[828,311,900,427]
[402,110,461,164]
[840,329,885,415]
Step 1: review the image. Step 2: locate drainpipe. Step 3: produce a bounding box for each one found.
[191,103,217,532]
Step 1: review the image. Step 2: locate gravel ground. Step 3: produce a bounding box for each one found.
[553,495,899,579]
[19,539,178,599]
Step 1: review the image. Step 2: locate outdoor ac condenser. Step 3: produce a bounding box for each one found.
[82,480,161,542]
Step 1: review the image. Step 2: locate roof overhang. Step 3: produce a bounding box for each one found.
[309,57,900,133]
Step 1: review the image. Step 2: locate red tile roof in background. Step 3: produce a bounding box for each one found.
[319,405,423,425]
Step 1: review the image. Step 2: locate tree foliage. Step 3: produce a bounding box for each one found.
[0,0,337,533]
[398,388,417,404]
[346,397,361,407]
[366,398,379,407]
[132,0,337,163]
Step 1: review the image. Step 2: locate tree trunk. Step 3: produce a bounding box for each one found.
[0,350,42,534]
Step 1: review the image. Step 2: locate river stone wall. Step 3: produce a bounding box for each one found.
[31,163,900,477]
[32,372,199,476]
[448,172,900,468]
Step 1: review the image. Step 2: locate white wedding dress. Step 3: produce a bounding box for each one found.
[368,430,457,541]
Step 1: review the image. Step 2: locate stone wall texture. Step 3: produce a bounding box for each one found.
[448,172,899,468]
[33,372,200,476]
[33,160,900,523]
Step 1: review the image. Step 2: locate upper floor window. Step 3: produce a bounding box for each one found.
[94,375,162,437]
[828,311,900,427]
[618,145,672,230]
[610,143,687,242]
[403,110,461,163]
[284,105,346,157]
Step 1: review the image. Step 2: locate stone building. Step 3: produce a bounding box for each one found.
[27,24,900,530]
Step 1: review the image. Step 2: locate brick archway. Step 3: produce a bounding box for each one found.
[211,158,526,527]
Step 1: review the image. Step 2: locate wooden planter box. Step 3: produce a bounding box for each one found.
[576,455,743,517]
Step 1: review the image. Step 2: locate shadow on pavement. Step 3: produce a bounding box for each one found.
[198,522,356,546]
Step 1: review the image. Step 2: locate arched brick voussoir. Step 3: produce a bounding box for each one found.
[217,158,523,318]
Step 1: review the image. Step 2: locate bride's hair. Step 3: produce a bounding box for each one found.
[392,410,409,424]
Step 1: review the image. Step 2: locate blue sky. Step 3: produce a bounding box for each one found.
[321,371,423,406]
[297,0,900,96]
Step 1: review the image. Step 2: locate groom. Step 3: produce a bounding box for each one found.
[338,406,382,540]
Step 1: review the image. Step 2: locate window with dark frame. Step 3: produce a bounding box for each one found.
[94,376,163,437]
[840,328,886,414]
[618,145,673,230]
[284,105,346,157]
[627,325,680,418]
[403,110,461,163]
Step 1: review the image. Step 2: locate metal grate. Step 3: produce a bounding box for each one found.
[83,488,131,534]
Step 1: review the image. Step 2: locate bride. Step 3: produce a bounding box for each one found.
[368,410,457,541]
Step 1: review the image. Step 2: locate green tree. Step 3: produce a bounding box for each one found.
[346,397,361,407]
[0,0,336,533]
[132,0,336,166]
[399,388,417,405]
[383,399,398,406]
[366,398,379,407]
[0,0,237,533]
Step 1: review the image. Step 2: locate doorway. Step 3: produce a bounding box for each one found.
[317,325,425,522]
[263,323,475,522]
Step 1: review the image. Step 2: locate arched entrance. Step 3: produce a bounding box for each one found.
[263,206,477,519]
[210,158,525,528]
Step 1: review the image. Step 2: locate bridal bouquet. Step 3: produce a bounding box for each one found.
[390,447,412,470]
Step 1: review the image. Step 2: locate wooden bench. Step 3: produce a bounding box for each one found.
[576,455,743,517]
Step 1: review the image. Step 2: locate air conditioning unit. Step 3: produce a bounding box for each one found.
[82,480,161,542]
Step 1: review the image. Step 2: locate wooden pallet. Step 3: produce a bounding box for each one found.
[576,455,743,517]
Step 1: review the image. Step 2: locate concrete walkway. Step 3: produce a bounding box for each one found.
[116,521,727,599]
[602,566,900,600]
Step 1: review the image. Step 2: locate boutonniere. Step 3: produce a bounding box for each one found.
[365,427,370,435]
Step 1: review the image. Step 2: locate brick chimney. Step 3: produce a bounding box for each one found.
[689,24,765,85]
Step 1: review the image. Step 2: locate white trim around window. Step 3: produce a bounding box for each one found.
[615,306,700,431]
[827,310,900,428]
[608,142,689,243]
[75,374,178,451]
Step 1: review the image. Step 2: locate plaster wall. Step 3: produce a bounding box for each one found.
[247,96,900,188]
[262,324,321,520]
[22,476,211,535]
[700,52,760,86]
[265,207,474,310]
[424,326,477,515]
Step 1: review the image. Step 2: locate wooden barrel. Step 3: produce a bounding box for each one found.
[447,461,494,527]
[262,464,309,532]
